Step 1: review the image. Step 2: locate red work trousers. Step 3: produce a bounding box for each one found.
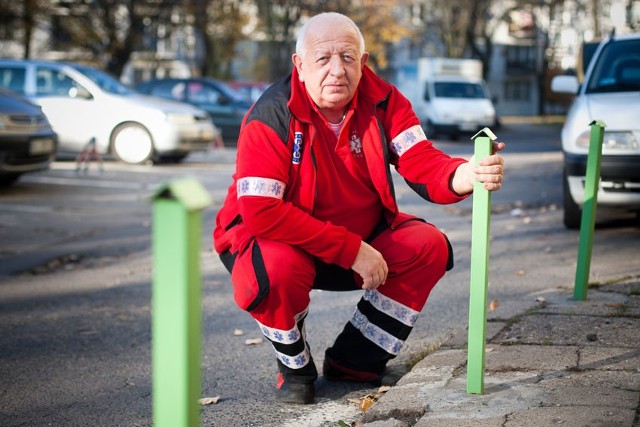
[221,218,452,383]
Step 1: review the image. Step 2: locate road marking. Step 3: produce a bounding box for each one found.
[21,175,157,190]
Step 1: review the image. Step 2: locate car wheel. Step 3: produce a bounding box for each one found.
[158,154,187,163]
[563,170,581,229]
[0,173,21,187]
[111,123,154,164]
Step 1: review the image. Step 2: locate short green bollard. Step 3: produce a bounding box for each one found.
[574,120,606,301]
[151,178,212,427]
[467,127,497,395]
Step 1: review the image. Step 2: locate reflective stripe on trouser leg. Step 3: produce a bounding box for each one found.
[255,308,318,383]
[326,290,419,374]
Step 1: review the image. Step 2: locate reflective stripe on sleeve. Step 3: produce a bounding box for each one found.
[237,177,286,199]
[390,125,427,157]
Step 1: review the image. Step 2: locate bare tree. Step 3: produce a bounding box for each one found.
[348,0,413,71]
[0,0,53,59]
[48,0,155,76]
[189,0,248,79]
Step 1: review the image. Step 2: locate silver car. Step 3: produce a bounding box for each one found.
[552,33,640,228]
[0,59,221,164]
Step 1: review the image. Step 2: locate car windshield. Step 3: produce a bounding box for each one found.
[586,39,640,94]
[434,82,488,99]
[71,64,133,95]
[207,79,246,103]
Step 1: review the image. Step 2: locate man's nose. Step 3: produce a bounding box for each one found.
[329,56,346,76]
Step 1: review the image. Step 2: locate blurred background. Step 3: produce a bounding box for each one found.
[1,0,639,117]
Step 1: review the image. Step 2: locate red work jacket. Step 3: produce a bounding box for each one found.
[213,65,468,270]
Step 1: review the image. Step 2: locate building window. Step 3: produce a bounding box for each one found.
[505,45,536,74]
[504,81,531,101]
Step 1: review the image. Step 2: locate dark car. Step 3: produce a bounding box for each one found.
[0,87,57,186]
[136,78,251,146]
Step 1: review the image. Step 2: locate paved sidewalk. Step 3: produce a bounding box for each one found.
[361,278,640,426]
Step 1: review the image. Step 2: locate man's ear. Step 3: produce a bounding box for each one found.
[360,52,369,68]
[292,54,304,82]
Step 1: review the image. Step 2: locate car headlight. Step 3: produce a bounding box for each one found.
[576,130,640,153]
[166,113,196,124]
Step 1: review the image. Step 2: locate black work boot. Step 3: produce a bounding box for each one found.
[275,372,315,404]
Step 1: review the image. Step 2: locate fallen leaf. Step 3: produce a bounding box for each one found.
[488,299,500,312]
[245,337,263,345]
[605,303,625,308]
[516,270,526,276]
[233,329,244,336]
[360,394,377,412]
[348,392,383,412]
[536,296,546,304]
[377,385,391,393]
[199,396,221,405]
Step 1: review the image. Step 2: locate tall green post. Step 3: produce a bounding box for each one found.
[467,127,496,395]
[151,178,212,427]
[574,120,606,301]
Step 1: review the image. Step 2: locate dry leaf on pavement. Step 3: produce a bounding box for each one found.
[199,396,221,405]
[245,337,263,345]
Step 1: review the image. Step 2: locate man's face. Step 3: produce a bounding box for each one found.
[292,23,368,115]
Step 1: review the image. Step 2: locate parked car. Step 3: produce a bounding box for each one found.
[136,78,252,146]
[0,87,57,186]
[227,81,271,103]
[0,59,220,164]
[551,32,640,228]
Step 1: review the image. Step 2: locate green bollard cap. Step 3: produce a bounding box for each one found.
[151,177,212,212]
[471,127,497,141]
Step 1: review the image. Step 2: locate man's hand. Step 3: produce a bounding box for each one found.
[452,141,505,195]
[351,241,388,290]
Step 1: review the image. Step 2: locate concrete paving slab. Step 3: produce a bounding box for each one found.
[484,344,578,372]
[397,349,466,386]
[504,406,636,426]
[579,346,640,372]
[493,315,640,347]
[536,289,637,317]
[414,415,506,427]
[442,321,506,349]
[409,373,543,420]
[533,371,639,409]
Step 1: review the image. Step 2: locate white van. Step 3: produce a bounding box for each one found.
[395,58,497,139]
[0,59,220,164]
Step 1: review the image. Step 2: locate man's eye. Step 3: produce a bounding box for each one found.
[343,55,355,63]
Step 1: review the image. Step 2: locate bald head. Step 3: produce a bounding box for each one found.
[291,12,369,123]
[295,13,365,59]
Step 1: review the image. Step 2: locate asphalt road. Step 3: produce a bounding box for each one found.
[1,122,639,426]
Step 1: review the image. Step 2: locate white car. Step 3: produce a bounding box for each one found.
[0,59,221,164]
[551,33,640,228]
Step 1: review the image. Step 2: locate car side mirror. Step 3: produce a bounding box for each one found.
[551,75,579,94]
[69,86,92,100]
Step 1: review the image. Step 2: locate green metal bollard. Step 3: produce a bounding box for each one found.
[151,177,212,427]
[574,120,606,301]
[466,127,497,395]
